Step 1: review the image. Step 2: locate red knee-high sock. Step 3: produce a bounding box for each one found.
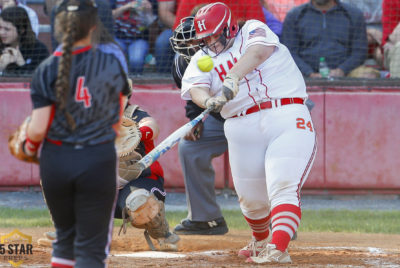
[244,214,271,241]
[271,204,301,252]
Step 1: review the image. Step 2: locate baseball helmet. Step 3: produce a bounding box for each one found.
[170,17,200,61]
[194,2,238,40]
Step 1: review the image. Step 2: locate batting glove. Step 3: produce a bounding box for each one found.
[204,95,227,112]
[222,73,240,100]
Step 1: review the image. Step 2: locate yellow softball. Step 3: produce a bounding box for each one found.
[197,55,214,72]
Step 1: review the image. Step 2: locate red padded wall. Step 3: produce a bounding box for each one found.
[0,85,38,186]
[1,82,400,193]
[324,91,400,189]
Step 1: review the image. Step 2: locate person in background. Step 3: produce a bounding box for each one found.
[263,0,308,22]
[262,3,283,37]
[49,0,115,51]
[111,0,156,74]
[382,0,400,78]
[342,0,384,68]
[171,15,229,236]
[0,0,39,36]
[281,0,368,78]
[154,0,176,73]
[0,6,49,75]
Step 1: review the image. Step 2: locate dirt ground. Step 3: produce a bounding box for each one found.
[1,227,399,268]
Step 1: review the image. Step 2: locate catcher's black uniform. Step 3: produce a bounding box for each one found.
[114,106,166,219]
[31,44,130,268]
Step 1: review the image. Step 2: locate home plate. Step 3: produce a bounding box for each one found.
[114,251,187,258]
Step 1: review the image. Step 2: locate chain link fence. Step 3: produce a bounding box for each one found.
[0,0,399,81]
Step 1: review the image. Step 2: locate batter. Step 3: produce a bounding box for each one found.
[181,2,317,264]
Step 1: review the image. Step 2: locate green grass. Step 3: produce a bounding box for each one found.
[0,208,53,227]
[1,207,399,234]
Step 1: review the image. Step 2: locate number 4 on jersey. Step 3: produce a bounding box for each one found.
[75,76,92,108]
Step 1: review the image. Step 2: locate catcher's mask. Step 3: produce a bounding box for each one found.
[170,16,200,62]
[194,2,238,56]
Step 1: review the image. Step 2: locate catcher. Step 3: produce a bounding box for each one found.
[114,102,180,251]
[38,101,180,251]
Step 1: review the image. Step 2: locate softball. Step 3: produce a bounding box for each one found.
[197,55,214,72]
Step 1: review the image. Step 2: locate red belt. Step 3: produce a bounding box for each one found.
[232,98,305,118]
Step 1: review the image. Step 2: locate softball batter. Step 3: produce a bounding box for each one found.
[23,0,130,267]
[181,2,317,264]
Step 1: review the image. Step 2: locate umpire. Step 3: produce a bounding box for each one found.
[170,17,229,235]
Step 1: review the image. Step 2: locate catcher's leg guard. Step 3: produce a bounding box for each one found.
[125,187,160,226]
[125,187,180,251]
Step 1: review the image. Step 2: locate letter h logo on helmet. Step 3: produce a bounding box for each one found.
[194,2,238,40]
[197,19,207,32]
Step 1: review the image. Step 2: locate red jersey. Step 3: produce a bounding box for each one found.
[382,0,400,46]
[173,0,265,29]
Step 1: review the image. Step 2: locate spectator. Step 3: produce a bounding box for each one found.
[0,0,39,36]
[342,0,383,67]
[281,0,368,78]
[173,0,266,30]
[111,0,156,74]
[155,0,176,73]
[50,0,115,51]
[262,5,283,37]
[263,0,308,22]
[382,0,400,78]
[0,6,49,75]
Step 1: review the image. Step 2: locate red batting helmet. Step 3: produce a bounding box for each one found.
[194,2,238,40]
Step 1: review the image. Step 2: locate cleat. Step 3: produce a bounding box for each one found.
[158,232,180,251]
[237,237,268,258]
[45,231,57,240]
[173,217,228,235]
[247,244,291,264]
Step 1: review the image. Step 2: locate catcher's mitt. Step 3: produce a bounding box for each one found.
[8,116,39,164]
[115,116,142,161]
[119,159,143,182]
[116,116,143,181]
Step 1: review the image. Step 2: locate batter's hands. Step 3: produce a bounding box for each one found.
[222,73,239,100]
[184,121,203,141]
[204,95,227,113]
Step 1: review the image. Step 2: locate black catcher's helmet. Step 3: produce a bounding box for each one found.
[170,17,200,62]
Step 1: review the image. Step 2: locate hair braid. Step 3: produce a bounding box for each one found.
[55,11,77,131]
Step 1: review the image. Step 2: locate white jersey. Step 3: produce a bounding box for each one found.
[181,19,307,119]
